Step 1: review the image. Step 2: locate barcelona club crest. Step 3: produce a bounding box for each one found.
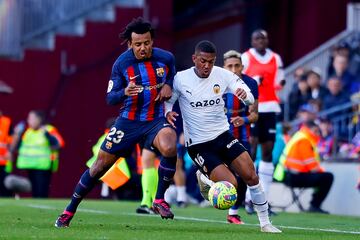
[105,141,113,149]
[213,84,220,94]
[156,67,165,77]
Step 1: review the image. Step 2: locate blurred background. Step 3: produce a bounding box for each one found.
[0,0,359,212]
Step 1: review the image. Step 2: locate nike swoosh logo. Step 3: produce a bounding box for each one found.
[130,75,140,80]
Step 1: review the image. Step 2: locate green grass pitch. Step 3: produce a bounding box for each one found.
[0,198,359,240]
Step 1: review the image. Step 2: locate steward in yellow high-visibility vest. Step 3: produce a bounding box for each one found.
[15,110,64,198]
[273,120,333,213]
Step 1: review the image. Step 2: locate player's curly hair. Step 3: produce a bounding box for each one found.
[119,17,155,43]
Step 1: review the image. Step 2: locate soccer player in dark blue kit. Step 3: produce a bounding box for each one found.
[55,17,178,228]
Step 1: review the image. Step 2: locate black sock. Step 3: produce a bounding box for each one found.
[65,169,99,213]
[155,156,176,200]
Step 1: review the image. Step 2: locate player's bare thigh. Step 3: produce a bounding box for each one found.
[89,149,118,177]
[152,127,177,157]
[230,151,259,186]
[209,164,238,188]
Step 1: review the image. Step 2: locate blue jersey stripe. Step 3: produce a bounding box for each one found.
[138,62,151,121]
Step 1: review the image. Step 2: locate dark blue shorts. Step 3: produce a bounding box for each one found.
[100,117,171,157]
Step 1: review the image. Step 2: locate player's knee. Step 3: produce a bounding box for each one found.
[159,143,177,157]
[89,160,109,178]
[243,173,259,186]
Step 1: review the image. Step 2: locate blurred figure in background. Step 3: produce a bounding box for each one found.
[330,54,358,94]
[306,68,328,106]
[136,145,159,214]
[242,30,285,213]
[288,73,311,120]
[323,76,350,118]
[12,110,64,198]
[296,103,318,129]
[0,110,13,197]
[317,118,334,160]
[290,67,307,94]
[274,120,333,214]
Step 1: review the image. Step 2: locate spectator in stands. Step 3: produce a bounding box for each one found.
[288,74,311,120]
[291,67,307,92]
[297,103,318,124]
[12,110,64,198]
[274,120,334,214]
[338,132,360,159]
[322,76,350,121]
[318,118,334,160]
[331,54,358,94]
[306,68,328,106]
[327,43,351,76]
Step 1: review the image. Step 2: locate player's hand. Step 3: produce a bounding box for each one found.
[235,88,247,100]
[230,116,245,127]
[166,111,179,128]
[155,84,172,102]
[125,82,142,96]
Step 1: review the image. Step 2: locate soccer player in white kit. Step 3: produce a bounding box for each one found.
[165,40,281,233]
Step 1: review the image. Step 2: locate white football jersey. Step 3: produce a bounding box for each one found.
[165,66,254,146]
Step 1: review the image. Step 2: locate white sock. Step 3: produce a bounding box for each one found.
[176,186,187,202]
[228,208,239,216]
[164,184,176,203]
[248,183,270,227]
[245,187,251,203]
[198,170,214,186]
[101,183,109,197]
[258,161,274,199]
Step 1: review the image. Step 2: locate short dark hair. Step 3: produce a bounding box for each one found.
[303,120,318,129]
[30,110,47,125]
[195,40,217,54]
[119,17,154,43]
[251,29,268,39]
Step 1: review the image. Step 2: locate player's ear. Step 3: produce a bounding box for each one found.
[127,41,132,48]
[192,54,196,63]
